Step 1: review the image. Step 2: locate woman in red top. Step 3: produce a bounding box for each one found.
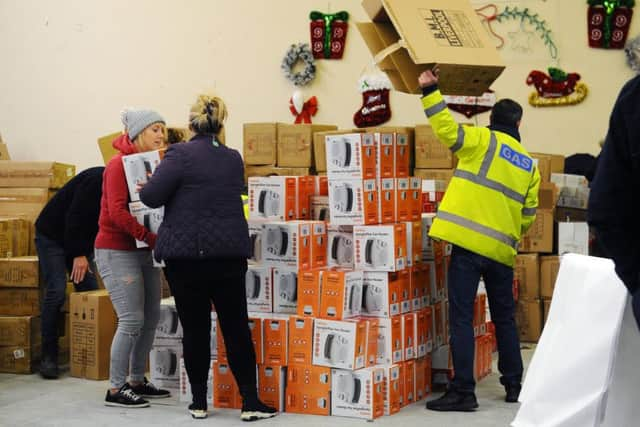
[95,108,170,408]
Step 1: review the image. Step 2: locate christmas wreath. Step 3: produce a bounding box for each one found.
[281,43,316,87]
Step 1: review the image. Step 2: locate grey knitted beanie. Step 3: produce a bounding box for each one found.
[121,108,165,140]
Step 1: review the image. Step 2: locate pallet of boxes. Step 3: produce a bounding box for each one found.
[0,160,76,374]
[235,122,494,420]
[513,153,592,344]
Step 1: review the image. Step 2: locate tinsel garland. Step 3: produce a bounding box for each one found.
[496,6,559,59]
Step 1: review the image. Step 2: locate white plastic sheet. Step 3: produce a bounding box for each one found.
[512,254,640,427]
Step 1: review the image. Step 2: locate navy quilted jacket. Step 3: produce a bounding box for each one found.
[139,135,250,260]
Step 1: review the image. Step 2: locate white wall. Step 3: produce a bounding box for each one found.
[1,0,638,171]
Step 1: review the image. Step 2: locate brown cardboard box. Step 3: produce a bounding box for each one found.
[540,256,561,299]
[313,129,364,172]
[244,165,310,183]
[0,218,31,258]
[0,316,42,373]
[0,143,10,160]
[530,153,565,182]
[0,288,40,315]
[0,161,75,189]
[0,316,40,347]
[515,299,542,342]
[514,254,540,300]
[519,210,554,253]
[414,168,454,188]
[554,207,587,223]
[538,182,558,211]
[542,298,552,327]
[0,345,39,374]
[243,123,277,166]
[415,125,458,169]
[358,0,504,95]
[277,124,337,168]
[0,188,51,221]
[70,290,117,380]
[0,257,39,288]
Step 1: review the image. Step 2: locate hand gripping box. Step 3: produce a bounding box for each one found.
[297,269,323,317]
[325,133,377,180]
[261,221,311,269]
[248,176,297,221]
[377,316,403,365]
[331,367,385,420]
[312,318,366,370]
[272,266,298,314]
[245,265,273,313]
[327,225,354,269]
[328,178,379,225]
[353,224,407,272]
[319,269,363,320]
[288,315,314,365]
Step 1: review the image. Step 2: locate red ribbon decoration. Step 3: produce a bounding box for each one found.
[289,95,318,124]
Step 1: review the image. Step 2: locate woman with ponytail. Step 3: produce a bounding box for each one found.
[140,94,277,421]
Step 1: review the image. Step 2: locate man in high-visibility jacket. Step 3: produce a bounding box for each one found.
[419,69,540,412]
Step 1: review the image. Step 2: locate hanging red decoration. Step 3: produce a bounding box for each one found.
[309,11,349,59]
[289,91,318,124]
[526,68,589,107]
[587,0,635,49]
[443,91,496,119]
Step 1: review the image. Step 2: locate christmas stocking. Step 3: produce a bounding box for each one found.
[353,74,392,128]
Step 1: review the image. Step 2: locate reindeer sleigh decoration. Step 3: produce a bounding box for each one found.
[526,68,589,107]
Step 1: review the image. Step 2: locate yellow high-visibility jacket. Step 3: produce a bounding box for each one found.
[422,89,540,267]
[242,194,249,219]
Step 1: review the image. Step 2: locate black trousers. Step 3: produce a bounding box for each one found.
[164,258,256,402]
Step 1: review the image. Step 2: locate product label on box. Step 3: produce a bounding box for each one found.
[420,9,484,48]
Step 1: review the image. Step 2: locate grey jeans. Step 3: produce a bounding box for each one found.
[95,248,161,389]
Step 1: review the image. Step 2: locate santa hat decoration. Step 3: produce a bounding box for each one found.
[353,73,392,128]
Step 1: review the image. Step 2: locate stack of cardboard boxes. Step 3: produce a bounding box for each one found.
[235,125,495,420]
[0,160,76,374]
[243,123,337,181]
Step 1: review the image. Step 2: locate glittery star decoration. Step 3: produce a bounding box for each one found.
[508,29,535,53]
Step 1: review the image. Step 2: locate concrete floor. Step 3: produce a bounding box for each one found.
[0,346,534,427]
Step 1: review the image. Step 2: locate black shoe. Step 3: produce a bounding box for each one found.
[188,403,208,419]
[240,398,278,422]
[104,384,150,408]
[39,357,59,380]
[129,377,171,399]
[426,389,479,412]
[505,384,521,403]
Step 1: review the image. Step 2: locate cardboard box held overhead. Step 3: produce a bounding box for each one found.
[358,0,505,95]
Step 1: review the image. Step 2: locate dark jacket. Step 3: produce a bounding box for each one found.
[139,134,250,260]
[35,166,104,258]
[588,75,640,294]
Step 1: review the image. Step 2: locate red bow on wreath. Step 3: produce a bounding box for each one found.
[289,92,318,124]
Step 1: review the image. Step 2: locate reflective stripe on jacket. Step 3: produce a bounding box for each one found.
[422,89,540,267]
[242,194,249,219]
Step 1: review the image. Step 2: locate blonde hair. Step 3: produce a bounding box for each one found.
[189,94,227,136]
[133,123,167,147]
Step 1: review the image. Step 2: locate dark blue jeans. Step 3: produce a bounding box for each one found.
[448,245,523,393]
[35,231,98,358]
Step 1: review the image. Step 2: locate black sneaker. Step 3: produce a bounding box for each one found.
[40,357,59,380]
[105,384,150,408]
[240,398,278,422]
[505,384,521,403]
[129,377,171,399]
[426,389,479,412]
[188,403,208,419]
